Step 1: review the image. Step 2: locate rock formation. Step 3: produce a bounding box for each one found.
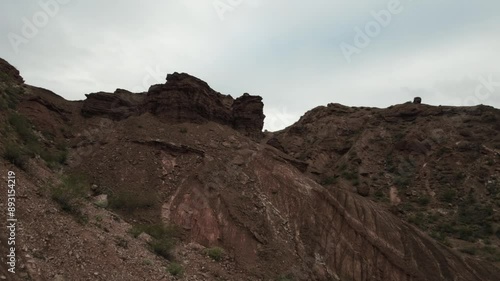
[0,58,24,84]
[81,72,265,137]
[1,58,499,281]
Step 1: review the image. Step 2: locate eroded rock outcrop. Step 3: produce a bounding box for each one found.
[0,58,24,84]
[81,89,143,120]
[81,72,264,136]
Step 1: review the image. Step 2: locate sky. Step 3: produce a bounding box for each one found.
[1,0,499,131]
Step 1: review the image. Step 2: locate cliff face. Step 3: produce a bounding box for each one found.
[81,72,265,137]
[1,58,499,281]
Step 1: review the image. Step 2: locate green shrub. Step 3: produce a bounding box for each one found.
[342,171,358,181]
[459,247,477,256]
[430,231,449,246]
[41,148,68,165]
[167,262,184,276]
[50,174,89,223]
[0,72,11,82]
[205,247,224,262]
[3,143,27,168]
[1,86,22,109]
[416,196,430,206]
[179,127,188,134]
[439,188,456,203]
[109,191,157,210]
[394,176,410,189]
[321,176,337,186]
[374,190,385,200]
[408,212,427,229]
[276,274,295,281]
[130,223,178,240]
[456,225,478,242]
[399,201,415,213]
[150,238,175,260]
[456,203,494,240]
[436,223,456,235]
[130,223,178,260]
[8,113,37,144]
[3,113,66,169]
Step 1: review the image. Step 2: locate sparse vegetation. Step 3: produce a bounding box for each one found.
[429,231,450,246]
[439,188,456,203]
[50,174,89,223]
[416,196,430,206]
[408,212,427,228]
[374,190,385,201]
[179,127,188,133]
[394,175,411,189]
[167,262,184,277]
[109,190,158,210]
[341,169,359,186]
[8,113,37,143]
[115,236,129,249]
[0,85,23,109]
[130,223,178,260]
[456,202,494,241]
[276,275,294,281]
[3,142,27,168]
[205,247,224,262]
[2,113,68,169]
[459,247,477,256]
[150,238,175,260]
[320,176,337,186]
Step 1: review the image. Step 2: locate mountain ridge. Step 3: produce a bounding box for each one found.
[0,58,499,280]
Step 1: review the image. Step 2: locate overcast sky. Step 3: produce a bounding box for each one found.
[1,0,499,130]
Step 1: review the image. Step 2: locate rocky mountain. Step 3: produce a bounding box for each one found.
[0,58,499,281]
[269,102,500,261]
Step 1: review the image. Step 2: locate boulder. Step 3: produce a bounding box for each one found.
[93,194,108,208]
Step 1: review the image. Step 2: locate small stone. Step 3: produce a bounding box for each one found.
[54,275,65,281]
[138,232,153,243]
[93,194,108,208]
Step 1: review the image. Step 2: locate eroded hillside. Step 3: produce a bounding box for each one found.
[269,102,500,263]
[1,58,499,280]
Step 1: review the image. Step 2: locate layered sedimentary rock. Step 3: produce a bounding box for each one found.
[81,72,265,136]
[81,89,143,120]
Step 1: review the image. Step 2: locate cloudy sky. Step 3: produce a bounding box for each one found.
[1,0,499,130]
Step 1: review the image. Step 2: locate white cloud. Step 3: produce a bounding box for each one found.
[0,0,499,131]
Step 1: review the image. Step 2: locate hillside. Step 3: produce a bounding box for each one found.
[0,58,499,281]
[269,102,500,263]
